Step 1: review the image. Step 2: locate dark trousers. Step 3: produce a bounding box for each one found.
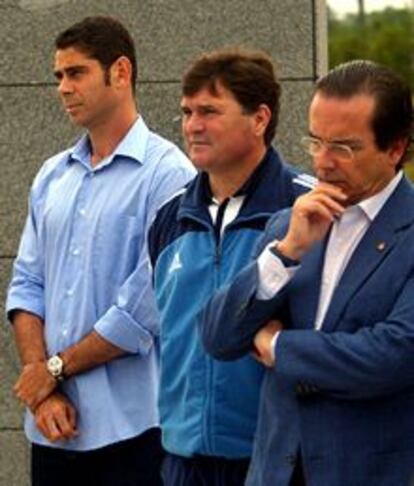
[32,427,164,486]
[161,452,250,486]
[289,454,306,486]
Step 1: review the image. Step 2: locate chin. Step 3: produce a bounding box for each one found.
[68,115,86,127]
[190,158,211,171]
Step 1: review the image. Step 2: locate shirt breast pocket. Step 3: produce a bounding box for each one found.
[94,214,144,280]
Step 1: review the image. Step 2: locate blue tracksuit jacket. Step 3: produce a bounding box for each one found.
[148,147,313,458]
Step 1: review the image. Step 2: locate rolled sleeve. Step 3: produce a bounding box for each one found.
[93,246,161,354]
[94,157,194,354]
[6,279,45,321]
[94,305,155,354]
[6,200,45,322]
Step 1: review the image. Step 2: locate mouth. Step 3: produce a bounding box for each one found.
[188,141,210,149]
[327,180,347,188]
[64,104,82,112]
[316,173,345,186]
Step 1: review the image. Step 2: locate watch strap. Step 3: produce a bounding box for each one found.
[269,242,300,267]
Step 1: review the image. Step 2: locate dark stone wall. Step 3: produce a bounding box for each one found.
[0,1,327,483]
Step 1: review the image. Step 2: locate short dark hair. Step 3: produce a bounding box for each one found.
[55,16,137,92]
[182,48,281,146]
[315,60,413,164]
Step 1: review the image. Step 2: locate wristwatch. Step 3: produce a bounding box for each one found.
[46,354,65,382]
[269,241,300,268]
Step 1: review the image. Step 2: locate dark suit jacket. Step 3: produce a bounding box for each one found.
[200,176,414,486]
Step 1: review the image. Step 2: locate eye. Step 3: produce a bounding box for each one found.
[328,143,354,161]
[309,139,321,149]
[67,69,81,79]
[181,108,192,118]
[347,143,364,152]
[200,107,218,116]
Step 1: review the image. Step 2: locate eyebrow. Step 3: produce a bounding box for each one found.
[308,131,362,145]
[53,65,88,78]
[180,103,220,111]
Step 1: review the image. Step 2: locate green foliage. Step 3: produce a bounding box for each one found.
[404,162,414,181]
[328,7,413,90]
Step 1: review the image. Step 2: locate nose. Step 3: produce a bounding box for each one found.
[57,76,73,96]
[312,146,336,172]
[183,113,204,135]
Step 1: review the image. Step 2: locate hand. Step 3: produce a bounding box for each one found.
[14,361,57,411]
[34,391,78,442]
[252,320,284,367]
[279,182,347,260]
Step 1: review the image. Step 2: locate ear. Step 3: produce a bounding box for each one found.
[388,137,409,168]
[110,56,133,90]
[252,104,272,139]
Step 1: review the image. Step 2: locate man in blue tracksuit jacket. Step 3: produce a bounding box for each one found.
[148,48,313,486]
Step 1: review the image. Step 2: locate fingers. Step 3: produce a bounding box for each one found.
[15,385,47,412]
[34,393,78,442]
[14,363,57,410]
[264,320,283,333]
[281,183,348,260]
[296,186,346,221]
[313,181,347,200]
[36,413,62,442]
[66,401,77,432]
[252,322,280,368]
[36,409,77,442]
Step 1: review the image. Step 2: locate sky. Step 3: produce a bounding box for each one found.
[327,0,412,17]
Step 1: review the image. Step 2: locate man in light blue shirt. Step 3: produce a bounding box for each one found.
[6,16,194,486]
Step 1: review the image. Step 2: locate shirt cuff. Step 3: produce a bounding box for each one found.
[270,331,281,362]
[256,243,299,300]
[6,294,45,323]
[94,306,154,355]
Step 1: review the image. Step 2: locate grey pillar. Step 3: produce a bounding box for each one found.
[0,1,327,483]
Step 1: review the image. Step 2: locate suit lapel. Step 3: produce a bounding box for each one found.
[321,177,414,333]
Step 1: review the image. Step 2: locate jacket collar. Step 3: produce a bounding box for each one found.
[176,146,287,224]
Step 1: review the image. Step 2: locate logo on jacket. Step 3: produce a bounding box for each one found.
[168,252,183,273]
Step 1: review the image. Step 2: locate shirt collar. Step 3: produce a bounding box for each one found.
[357,171,403,221]
[68,116,149,169]
[201,148,271,207]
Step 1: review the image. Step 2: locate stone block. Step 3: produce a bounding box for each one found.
[0,79,313,256]
[1,0,317,85]
[0,258,24,429]
[0,430,30,486]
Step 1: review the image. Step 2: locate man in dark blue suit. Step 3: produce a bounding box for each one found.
[200,60,413,486]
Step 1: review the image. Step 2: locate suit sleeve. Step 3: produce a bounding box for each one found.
[275,271,414,400]
[200,210,292,360]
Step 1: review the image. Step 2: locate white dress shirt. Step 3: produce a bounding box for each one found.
[256,171,403,356]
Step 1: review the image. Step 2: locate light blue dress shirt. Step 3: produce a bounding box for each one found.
[6,117,195,450]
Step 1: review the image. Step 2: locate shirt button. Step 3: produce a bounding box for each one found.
[62,328,68,337]
[66,289,74,297]
[79,208,86,216]
[72,248,80,256]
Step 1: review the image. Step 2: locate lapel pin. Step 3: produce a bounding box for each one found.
[376,241,386,251]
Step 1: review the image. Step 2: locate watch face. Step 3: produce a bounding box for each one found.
[47,355,63,377]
